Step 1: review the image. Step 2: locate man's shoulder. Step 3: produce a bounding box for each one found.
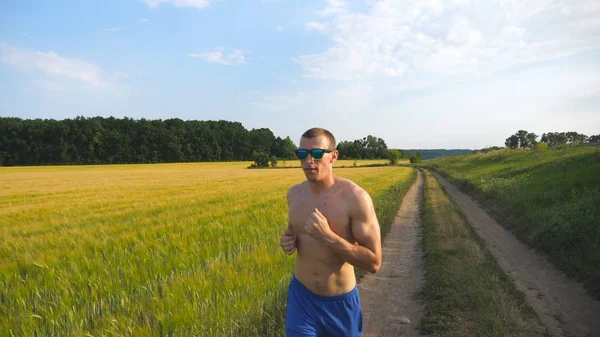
[335,179,375,219]
[287,181,306,197]
[336,177,370,200]
[336,177,366,193]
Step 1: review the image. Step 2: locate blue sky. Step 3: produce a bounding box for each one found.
[1,0,599,149]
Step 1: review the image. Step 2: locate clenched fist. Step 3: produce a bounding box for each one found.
[280,224,296,255]
[305,208,333,242]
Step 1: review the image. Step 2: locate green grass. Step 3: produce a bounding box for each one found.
[420,170,549,337]
[425,146,600,300]
[375,169,417,238]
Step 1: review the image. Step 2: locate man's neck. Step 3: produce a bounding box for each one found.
[307,176,336,195]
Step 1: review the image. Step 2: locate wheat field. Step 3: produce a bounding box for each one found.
[0,162,413,336]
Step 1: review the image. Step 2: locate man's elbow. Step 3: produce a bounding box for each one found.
[368,258,381,274]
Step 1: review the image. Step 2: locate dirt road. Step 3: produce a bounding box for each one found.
[432,171,600,337]
[359,169,600,337]
[359,170,427,337]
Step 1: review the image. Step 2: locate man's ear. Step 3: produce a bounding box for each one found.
[331,149,339,162]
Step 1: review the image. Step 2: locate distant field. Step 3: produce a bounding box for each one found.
[426,147,600,300]
[0,162,414,336]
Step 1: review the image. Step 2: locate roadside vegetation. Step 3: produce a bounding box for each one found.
[420,170,549,337]
[426,146,600,299]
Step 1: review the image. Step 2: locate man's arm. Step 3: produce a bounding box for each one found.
[305,189,382,273]
[280,185,298,255]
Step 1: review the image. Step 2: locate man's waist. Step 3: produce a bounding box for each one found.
[292,268,356,297]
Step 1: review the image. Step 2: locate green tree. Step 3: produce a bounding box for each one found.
[565,131,588,145]
[388,149,402,164]
[250,151,270,168]
[336,135,388,159]
[505,135,519,149]
[272,136,296,159]
[249,128,275,155]
[540,132,591,148]
[0,117,398,166]
[541,132,566,147]
[517,130,537,148]
[506,130,537,148]
[409,152,422,164]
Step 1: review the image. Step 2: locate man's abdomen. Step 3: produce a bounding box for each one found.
[294,234,356,296]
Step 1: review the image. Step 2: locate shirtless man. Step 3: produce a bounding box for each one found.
[280,127,382,337]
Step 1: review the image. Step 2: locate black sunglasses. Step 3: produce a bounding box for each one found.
[295,148,333,160]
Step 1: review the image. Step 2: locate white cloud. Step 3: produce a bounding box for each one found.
[305,21,328,32]
[276,25,284,32]
[0,44,127,94]
[294,0,600,83]
[316,0,348,16]
[105,27,125,32]
[143,0,212,9]
[249,55,599,149]
[188,47,248,65]
[249,82,373,118]
[140,18,150,23]
[446,17,482,46]
[504,25,525,38]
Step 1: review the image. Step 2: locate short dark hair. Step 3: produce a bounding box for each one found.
[301,127,336,150]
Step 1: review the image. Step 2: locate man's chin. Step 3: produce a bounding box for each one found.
[304,173,319,181]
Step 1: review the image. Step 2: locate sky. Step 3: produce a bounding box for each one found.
[0,0,599,149]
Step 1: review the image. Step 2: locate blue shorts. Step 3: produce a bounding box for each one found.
[285,275,363,337]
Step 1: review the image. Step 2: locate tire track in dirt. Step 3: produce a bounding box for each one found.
[359,170,427,337]
[432,171,600,337]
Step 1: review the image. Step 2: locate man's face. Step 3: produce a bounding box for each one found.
[298,135,338,182]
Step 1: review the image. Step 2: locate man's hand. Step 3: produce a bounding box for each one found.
[280,224,296,255]
[305,208,333,242]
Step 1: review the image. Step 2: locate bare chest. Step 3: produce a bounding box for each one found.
[289,195,351,238]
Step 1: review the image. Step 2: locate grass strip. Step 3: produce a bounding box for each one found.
[420,170,549,337]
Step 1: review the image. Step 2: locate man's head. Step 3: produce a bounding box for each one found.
[297,127,339,182]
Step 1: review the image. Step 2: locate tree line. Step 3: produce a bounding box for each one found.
[0,116,300,166]
[336,135,391,159]
[0,117,399,166]
[504,130,600,149]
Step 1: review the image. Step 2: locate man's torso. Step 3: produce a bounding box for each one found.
[288,178,358,296]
